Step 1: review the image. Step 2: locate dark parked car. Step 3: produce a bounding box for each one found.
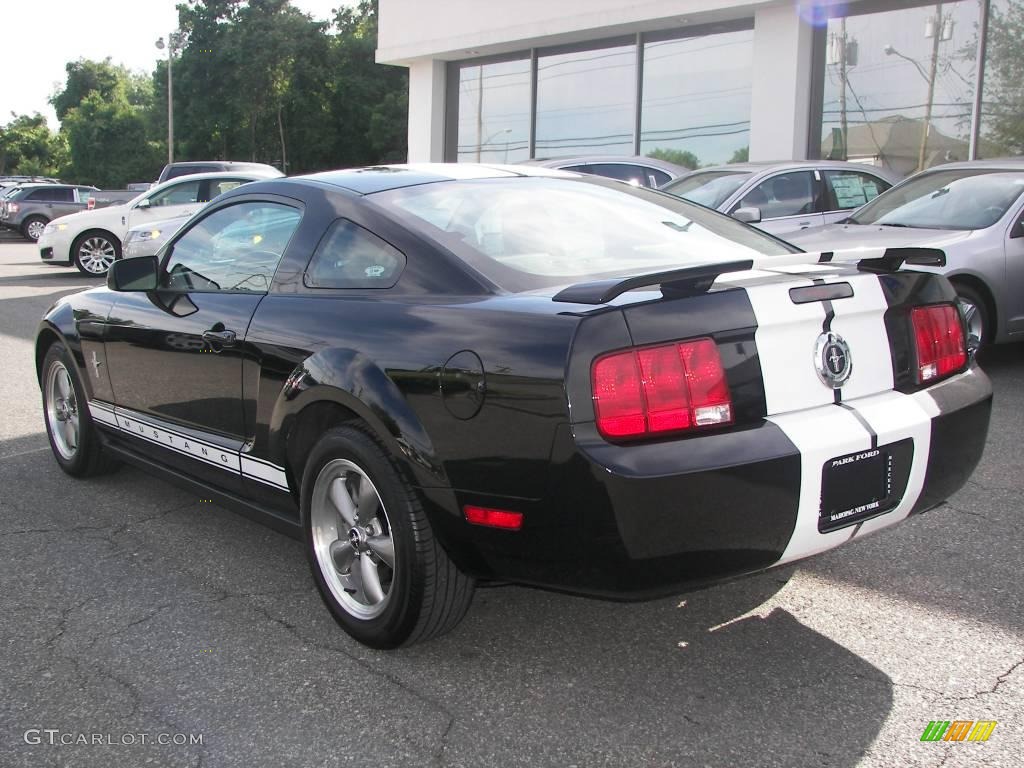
[0,183,99,240]
[157,161,280,184]
[525,155,688,187]
[36,164,991,648]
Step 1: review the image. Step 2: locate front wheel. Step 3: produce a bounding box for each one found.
[301,425,475,648]
[73,232,121,276]
[22,216,48,241]
[41,343,119,477]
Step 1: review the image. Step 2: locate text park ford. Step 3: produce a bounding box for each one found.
[35,165,992,648]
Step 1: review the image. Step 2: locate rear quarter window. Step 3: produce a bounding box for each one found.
[304,219,405,289]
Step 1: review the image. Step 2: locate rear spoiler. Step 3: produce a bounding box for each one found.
[551,260,753,305]
[551,247,945,305]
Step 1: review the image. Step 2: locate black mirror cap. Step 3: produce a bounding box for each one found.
[108,255,158,291]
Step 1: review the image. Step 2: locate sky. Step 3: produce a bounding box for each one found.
[0,0,347,128]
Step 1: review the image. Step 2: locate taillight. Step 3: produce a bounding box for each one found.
[911,304,966,384]
[592,338,733,440]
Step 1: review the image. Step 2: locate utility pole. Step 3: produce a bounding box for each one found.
[838,18,848,160]
[918,3,944,172]
[475,65,483,162]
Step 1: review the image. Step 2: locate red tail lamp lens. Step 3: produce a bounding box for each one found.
[592,338,732,439]
[911,304,966,384]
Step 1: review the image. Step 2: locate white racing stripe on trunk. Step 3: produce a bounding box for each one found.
[768,406,875,564]
[769,390,933,566]
[738,279,831,414]
[825,274,894,401]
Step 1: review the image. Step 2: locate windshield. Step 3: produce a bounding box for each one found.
[661,171,752,209]
[849,169,1024,230]
[372,177,794,293]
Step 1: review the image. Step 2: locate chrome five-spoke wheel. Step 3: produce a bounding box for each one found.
[45,360,79,461]
[310,459,396,619]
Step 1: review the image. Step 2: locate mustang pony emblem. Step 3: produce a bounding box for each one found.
[815,331,852,388]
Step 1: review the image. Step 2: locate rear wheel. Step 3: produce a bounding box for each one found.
[22,215,48,241]
[73,232,121,276]
[301,425,474,648]
[955,284,990,351]
[41,343,119,477]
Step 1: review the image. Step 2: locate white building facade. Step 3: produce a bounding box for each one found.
[378,0,1015,176]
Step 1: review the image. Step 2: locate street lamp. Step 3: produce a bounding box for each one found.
[155,33,181,165]
[883,4,952,172]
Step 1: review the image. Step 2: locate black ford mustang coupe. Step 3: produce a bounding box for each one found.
[36,164,992,648]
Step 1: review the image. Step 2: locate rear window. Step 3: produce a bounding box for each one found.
[373,177,794,293]
[663,171,752,209]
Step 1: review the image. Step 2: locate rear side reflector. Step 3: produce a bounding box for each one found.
[592,338,733,440]
[464,505,524,531]
[912,304,966,384]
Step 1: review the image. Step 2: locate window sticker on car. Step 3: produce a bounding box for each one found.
[832,175,872,208]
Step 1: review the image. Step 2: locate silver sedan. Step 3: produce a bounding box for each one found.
[786,159,1024,348]
[661,161,898,239]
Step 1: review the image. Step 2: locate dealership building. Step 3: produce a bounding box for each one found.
[377,0,1013,177]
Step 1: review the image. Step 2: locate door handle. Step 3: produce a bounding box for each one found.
[202,329,237,346]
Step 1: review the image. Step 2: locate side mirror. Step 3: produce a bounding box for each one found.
[1011,216,1024,239]
[107,255,159,291]
[135,198,152,210]
[733,206,762,224]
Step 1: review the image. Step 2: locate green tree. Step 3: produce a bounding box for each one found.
[981,1,1024,154]
[51,58,151,121]
[61,91,163,187]
[0,114,66,177]
[728,146,749,163]
[646,147,700,169]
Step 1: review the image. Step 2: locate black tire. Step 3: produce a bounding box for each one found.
[21,215,48,242]
[40,343,119,477]
[954,283,991,350]
[72,231,121,276]
[301,425,474,648]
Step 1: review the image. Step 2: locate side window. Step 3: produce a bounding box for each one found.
[824,170,892,211]
[203,178,248,201]
[589,164,645,186]
[28,188,73,202]
[162,202,301,293]
[149,180,201,207]
[735,171,816,219]
[304,219,405,289]
[647,169,671,188]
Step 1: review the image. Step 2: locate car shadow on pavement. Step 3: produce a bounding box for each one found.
[1,445,894,768]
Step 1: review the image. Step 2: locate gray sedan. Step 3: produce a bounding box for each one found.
[786,159,1024,348]
[662,161,897,239]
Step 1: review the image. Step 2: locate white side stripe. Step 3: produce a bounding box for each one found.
[87,401,290,491]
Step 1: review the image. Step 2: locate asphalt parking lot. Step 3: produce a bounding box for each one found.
[0,234,1021,768]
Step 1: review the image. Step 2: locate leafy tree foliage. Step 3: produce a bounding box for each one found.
[728,146,749,164]
[982,1,1024,155]
[0,114,66,177]
[646,148,700,170]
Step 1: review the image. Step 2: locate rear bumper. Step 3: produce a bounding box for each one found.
[456,365,991,598]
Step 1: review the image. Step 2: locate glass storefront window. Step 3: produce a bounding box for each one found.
[978,0,1024,157]
[535,43,636,157]
[819,2,979,177]
[456,58,531,163]
[640,29,753,169]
